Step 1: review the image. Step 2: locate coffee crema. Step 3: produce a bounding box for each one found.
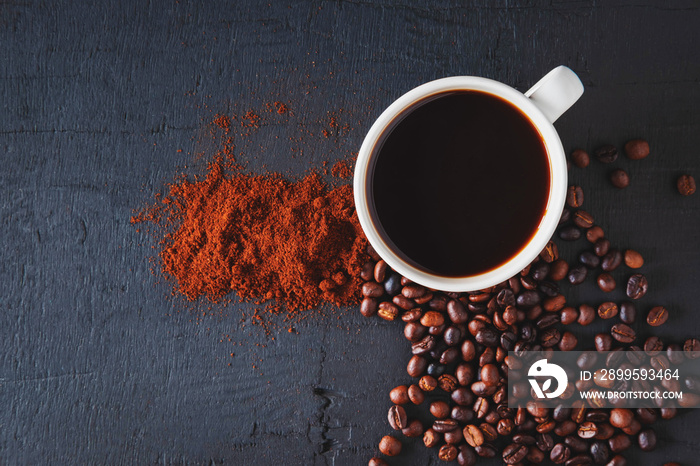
[369,90,550,277]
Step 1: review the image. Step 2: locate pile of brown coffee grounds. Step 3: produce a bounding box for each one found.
[131,155,368,312]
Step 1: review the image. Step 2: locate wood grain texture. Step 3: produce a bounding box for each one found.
[1,0,699,464]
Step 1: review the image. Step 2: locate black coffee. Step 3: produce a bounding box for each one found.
[369,90,550,277]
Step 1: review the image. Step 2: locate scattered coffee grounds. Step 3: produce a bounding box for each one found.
[362,140,699,464]
[133,159,367,311]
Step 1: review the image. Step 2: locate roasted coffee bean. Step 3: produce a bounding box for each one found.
[444,326,461,346]
[586,225,605,243]
[549,259,569,281]
[383,273,401,295]
[541,240,559,263]
[677,174,696,196]
[461,340,477,362]
[393,294,416,310]
[644,336,664,356]
[559,331,578,351]
[457,445,477,466]
[579,251,600,269]
[626,274,648,299]
[474,444,497,458]
[473,397,489,418]
[565,435,588,453]
[419,375,438,392]
[423,428,440,448]
[503,443,528,464]
[571,149,590,168]
[541,328,562,347]
[433,418,459,433]
[647,305,668,327]
[439,444,458,461]
[559,207,572,225]
[388,405,407,430]
[609,408,633,428]
[608,433,632,453]
[638,428,657,451]
[451,387,473,407]
[372,260,388,283]
[430,400,450,419]
[597,273,616,292]
[444,427,464,445]
[463,424,484,447]
[360,297,378,317]
[559,225,582,241]
[378,435,401,456]
[624,249,644,268]
[378,301,400,321]
[408,384,424,404]
[400,418,423,438]
[668,344,685,365]
[619,301,636,324]
[594,144,618,163]
[438,374,458,392]
[624,139,649,160]
[608,455,628,466]
[599,250,621,273]
[537,313,560,329]
[360,261,375,281]
[476,327,500,347]
[420,310,444,327]
[594,238,611,257]
[362,282,383,298]
[550,443,571,464]
[577,304,595,325]
[531,262,551,281]
[412,335,436,355]
[567,186,584,208]
[560,306,579,325]
[390,385,410,405]
[595,333,614,351]
[590,440,610,463]
[597,302,618,319]
[426,363,445,377]
[407,355,427,377]
[446,299,468,324]
[539,280,560,298]
[684,338,700,359]
[573,210,594,228]
[497,418,514,436]
[611,324,636,344]
[404,322,426,342]
[610,169,629,189]
[517,290,541,307]
[544,294,566,312]
[497,288,515,307]
[636,407,657,425]
[566,454,594,465]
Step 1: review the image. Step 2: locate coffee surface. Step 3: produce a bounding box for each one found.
[370,90,550,277]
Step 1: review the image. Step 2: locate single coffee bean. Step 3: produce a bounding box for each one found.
[420,310,444,327]
[368,458,388,466]
[362,282,383,298]
[559,331,578,351]
[638,428,657,451]
[644,336,664,356]
[624,249,644,268]
[388,405,408,430]
[624,139,650,160]
[476,327,500,347]
[684,338,700,359]
[408,384,424,404]
[419,375,437,392]
[430,400,450,419]
[578,304,595,325]
[560,306,579,325]
[497,418,514,436]
[433,418,459,433]
[407,355,427,378]
[610,169,629,189]
[590,440,610,463]
[401,418,423,438]
[544,294,566,312]
[537,313,560,329]
[608,433,632,454]
[393,294,416,310]
[565,435,588,452]
[390,385,410,405]
[550,443,571,464]
[608,455,628,466]
[377,301,400,321]
[647,305,668,327]
[451,387,473,407]
[677,174,696,196]
[541,240,559,263]
[668,344,685,365]
[383,273,401,295]
[463,424,484,447]
[378,435,402,456]
[594,144,618,163]
[598,302,618,319]
[571,149,590,168]
[586,225,605,243]
[360,297,378,317]
[626,274,648,299]
[594,238,611,257]
[438,374,458,392]
[609,408,634,428]
[457,445,477,466]
[601,249,623,271]
[423,428,440,448]
[541,328,562,347]
[579,251,600,269]
[447,299,468,324]
[412,334,436,355]
[566,454,594,465]
[567,185,584,208]
[439,444,458,462]
[360,261,375,281]
[549,259,569,281]
[597,273,616,292]
[611,324,636,344]
[595,333,614,351]
[444,326,461,346]
[404,322,426,342]
[559,225,582,241]
[531,262,551,281]
[373,260,388,283]
[619,301,636,324]
[573,210,594,229]
[503,443,528,464]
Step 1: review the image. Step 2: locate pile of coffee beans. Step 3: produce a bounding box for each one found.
[363,176,699,465]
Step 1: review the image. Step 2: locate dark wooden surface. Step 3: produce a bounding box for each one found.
[2,1,700,464]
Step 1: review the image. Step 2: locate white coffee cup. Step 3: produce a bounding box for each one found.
[354,66,584,292]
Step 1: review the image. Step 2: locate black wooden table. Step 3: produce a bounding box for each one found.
[2,1,699,464]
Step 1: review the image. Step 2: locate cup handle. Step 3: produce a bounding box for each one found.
[525,66,584,123]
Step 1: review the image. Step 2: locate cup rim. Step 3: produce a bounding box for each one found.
[353,76,568,292]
